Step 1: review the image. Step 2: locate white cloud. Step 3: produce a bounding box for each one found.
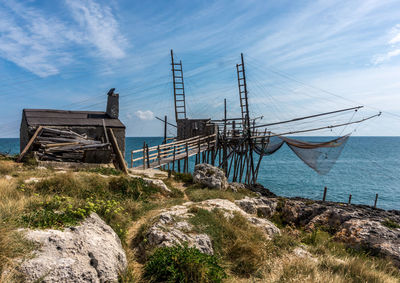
[135,110,154,120]
[373,24,400,64]
[0,0,126,77]
[389,24,400,45]
[0,2,77,77]
[66,0,127,59]
[372,48,400,64]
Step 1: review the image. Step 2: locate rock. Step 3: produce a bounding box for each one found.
[193,164,228,190]
[235,197,278,218]
[137,199,280,259]
[247,183,277,197]
[335,219,400,267]
[18,213,127,283]
[142,178,172,194]
[267,197,400,267]
[228,182,246,192]
[24,177,42,184]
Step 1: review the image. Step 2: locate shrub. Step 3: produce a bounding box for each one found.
[174,172,193,184]
[144,245,226,283]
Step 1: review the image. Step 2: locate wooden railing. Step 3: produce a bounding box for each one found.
[130,134,217,169]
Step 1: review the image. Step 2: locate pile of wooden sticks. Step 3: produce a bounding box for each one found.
[34,127,109,162]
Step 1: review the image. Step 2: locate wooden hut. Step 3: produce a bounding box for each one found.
[19,89,126,164]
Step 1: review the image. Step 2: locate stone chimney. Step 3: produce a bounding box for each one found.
[106,88,119,119]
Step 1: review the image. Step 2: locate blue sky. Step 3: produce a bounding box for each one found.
[0,0,400,137]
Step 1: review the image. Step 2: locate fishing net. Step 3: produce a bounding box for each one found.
[254,134,350,175]
[254,136,284,155]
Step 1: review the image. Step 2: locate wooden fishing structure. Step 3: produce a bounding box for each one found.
[130,50,381,184]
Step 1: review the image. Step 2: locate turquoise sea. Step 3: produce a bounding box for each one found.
[1,137,399,211]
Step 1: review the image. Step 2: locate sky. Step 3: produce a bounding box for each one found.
[0,0,400,137]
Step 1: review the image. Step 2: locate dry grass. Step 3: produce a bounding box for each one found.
[0,178,38,279]
[1,162,399,282]
[0,161,17,176]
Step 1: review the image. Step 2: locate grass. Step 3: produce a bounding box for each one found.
[189,208,270,277]
[1,159,400,282]
[144,245,226,283]
[382,218,400,229]
[185,184,257,202]
[173,172,193,184]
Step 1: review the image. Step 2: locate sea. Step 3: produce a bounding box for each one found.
[1,137,399,211]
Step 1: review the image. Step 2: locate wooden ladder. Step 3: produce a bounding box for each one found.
[236,53,250,132]
[171,49,187,121]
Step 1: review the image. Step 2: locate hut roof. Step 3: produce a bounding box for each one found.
[23,109,125,128]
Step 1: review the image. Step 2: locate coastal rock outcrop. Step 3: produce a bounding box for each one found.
[18,213,127,283]
[193,164,228,190]
[136,199,280,259]
[235,196,278,218]
[232,193,400,267]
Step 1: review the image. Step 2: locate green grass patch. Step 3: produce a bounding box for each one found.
[144,244,226,283]
[185,185,256,202]
[20,195,129,240]
[85,167,122,176]
[109,176,160,201]
[189,208,268,277]
[382,218,400,229]
[174,172,193,184]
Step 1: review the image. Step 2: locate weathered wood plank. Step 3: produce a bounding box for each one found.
[17,126,43,162]
[108,128,128,174]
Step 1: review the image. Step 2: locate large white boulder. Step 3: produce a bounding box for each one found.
[193,164,228,190]
[18,213,127,283]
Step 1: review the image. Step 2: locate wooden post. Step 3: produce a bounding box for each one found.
[146,144,150,169]
[163,115,167,170]
[102,119,110,144]
[130,150,133,168]
[172,146,176,172]
[322,187,327,202]
[142,142,146,169]
[17,126,43,162]
[163,115,167,144]
[348,194,352,204]
[157,145,161,166]
[197,138,201,164]
[178,159,181,173]
[185,142,189,173]
[374,194,378,208]
[108,128,129,174]
[223,98,227,137]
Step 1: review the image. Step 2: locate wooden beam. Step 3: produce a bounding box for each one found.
[17,126,43,162]
[108,128,129,174]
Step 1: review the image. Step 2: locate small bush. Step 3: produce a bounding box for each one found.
[174,172,193,184]
[144,245,226,283]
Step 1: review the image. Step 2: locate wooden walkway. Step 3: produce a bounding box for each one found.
[130,134,216,170]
